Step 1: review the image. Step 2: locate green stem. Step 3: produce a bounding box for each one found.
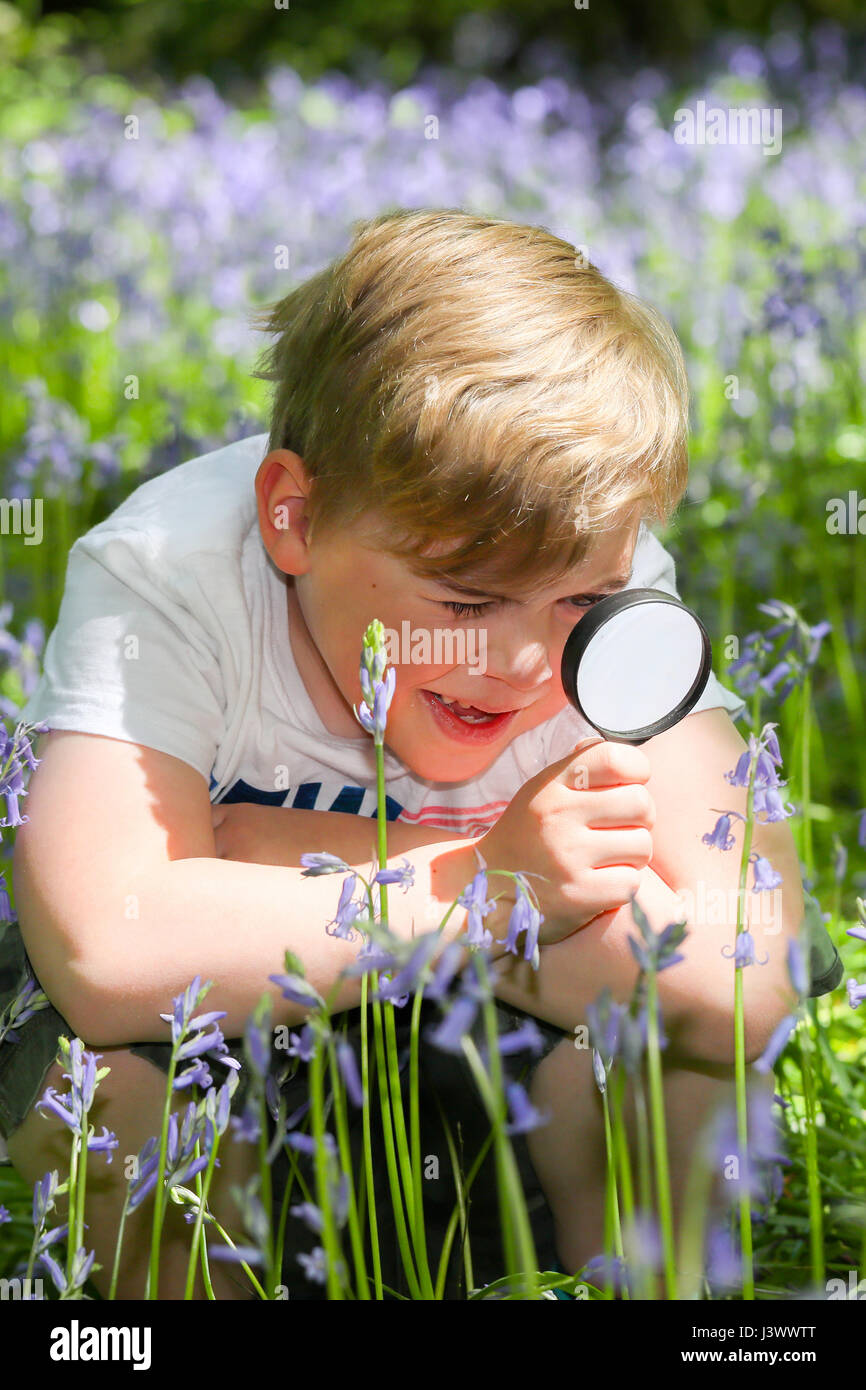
[146,1049,179,1300]
[183,1132,221,1300]
[797,1015,825,1287]
[309,1016,345,1299]
[645,969,678,1299]
[326,1027,370,1298]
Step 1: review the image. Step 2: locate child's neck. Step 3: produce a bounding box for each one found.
[285,579,367,741]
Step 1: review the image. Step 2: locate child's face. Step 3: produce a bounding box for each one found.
[257,452,640,784]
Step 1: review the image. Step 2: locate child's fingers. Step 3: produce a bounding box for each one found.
[552,737,652,790]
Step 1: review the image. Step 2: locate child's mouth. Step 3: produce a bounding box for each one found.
[420,689,519,743]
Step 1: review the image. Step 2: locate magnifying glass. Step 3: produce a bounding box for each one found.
[560,588,712,745]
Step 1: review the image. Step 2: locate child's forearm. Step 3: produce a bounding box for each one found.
[490,861,798,1064]
[77,820,508,1047]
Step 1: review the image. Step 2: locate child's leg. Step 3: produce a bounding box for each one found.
[6,1047,262,1300]
[524,1038,766,1281]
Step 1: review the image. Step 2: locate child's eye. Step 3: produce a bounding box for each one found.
[440,594,607,619]
[441,600,495,618]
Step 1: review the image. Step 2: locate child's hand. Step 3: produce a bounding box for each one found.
[478,737,656,947]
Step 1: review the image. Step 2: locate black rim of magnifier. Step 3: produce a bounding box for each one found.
[560,588,713,744]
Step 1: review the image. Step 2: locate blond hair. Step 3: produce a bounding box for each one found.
[250,207,690,591]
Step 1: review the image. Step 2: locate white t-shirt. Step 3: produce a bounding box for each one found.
[22,433,745,836]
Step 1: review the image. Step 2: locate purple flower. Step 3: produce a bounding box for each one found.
[290,1200,324,1233]
[32,1170,61,1229]
[858,810,866,851]
[702,813,738,851]
[750,853,783,892]
[494,1018,546,1057]
[0,973,51,1044]
[286,1023,317,1062]
[627,896,688,974]
[336,1040,364,1107]
[300,852,351,876]
[457,869,497,950]
[504,1081,550,1135]
[752,784,796,821]
[39,1245,96,1297]
[422,941,465,1002]
[325,873,365,941]
[0,1205,10,1225]
[753,1014,798,1072]
[354,659,396,745]
[127,1137,161,1212]
[209,1244,265,1266]
[847,978,866,1009]
[503,875,543,964]
[787,939,808,997]
[297,1246,329,1284]
[705,1223,741,1291]
[373,857,416,892]
[721,931,769,968]
[586,986,624,1061]
[269,970,325,1010]
[427,994,479,1054]
[373,932,439,1005]
[591,1048,607,1093]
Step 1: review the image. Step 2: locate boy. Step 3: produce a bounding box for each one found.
[0,208,841,1299]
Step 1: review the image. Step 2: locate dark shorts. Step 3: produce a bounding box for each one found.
[0,919,567,1298]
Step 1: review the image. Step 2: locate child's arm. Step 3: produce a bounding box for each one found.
[492,709,802,1068]
[12,730,501,1047]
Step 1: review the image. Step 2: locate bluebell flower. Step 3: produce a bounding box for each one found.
[0,1205,10,1225]
[298,1246,329,1284]
[627,897,688,974]
[32,1170,61,1229]
[39,1245,95,1297]
[300,852,351,876]
[269,970,325,1010]
[504,1081,550,1135]
[753,1014,798,1072]
[209,1244,264,1266]
[290,1200,324,1233]
[787,938,808,997]
[586,986,624,1061]
[750,853,783,892]
[705,1223,741,1291]
[373,857,416,892]
[427,994,479,1054]
[457,869,497,950]
[373,932,439,1004]
[0,973,51,1044]
[325,873,365,940]
[286,1023,317,1062]
[336,1040,364,1107]
[591,1048,607,1093]
[847,979,866,1010]
[702,813,739,851]
[503,874,543,965]
[494,1018,546,1057]
[722,931,769,968]
[858,810,866,851]
[422,941,466,1002]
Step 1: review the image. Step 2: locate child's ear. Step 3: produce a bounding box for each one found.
[255,449,313,575]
